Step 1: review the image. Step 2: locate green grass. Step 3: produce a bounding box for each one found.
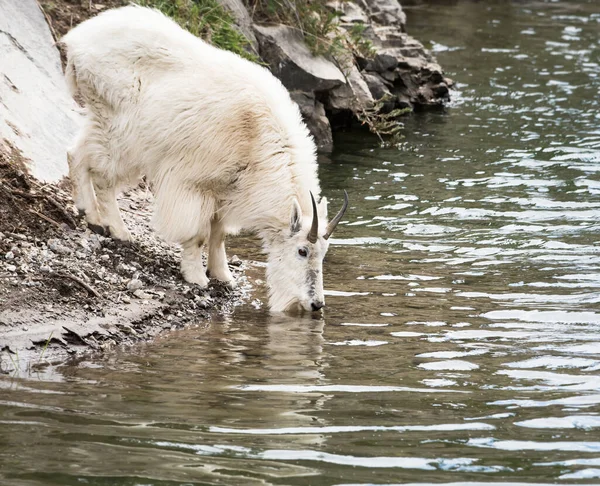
[139,0,259,62]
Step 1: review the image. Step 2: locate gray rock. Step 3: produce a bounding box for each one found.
[0,0,80,182]
[358,0,406,28]
[47,239,73,255]
[365,52,398,72]
[218,0,259,54]
[254,24,345,92]
[5,251,14,260]
[290,91,333,153]
[328,64,374,112]
[6,264,16,272]
[328,1,369,23]
[363,72,392,100]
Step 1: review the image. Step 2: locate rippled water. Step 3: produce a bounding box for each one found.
[2,1,600,484]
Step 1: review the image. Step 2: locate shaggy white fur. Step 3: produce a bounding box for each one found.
[61,5,341,312]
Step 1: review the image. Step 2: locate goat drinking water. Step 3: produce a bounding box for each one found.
[61,6,348,312]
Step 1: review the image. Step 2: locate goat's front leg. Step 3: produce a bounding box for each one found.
[207,217,235,288]
[181,236,209,288]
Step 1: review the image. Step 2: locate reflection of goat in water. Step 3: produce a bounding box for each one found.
[61,6,348,312]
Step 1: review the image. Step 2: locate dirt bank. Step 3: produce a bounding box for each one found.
[0,144,247,373]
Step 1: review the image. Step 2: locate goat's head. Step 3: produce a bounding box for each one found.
[267,191,348,313]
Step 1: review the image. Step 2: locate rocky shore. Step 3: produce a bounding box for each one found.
[0,147,247,371]
[254,0,452,150]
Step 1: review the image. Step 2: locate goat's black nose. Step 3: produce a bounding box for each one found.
[311,301,324,311]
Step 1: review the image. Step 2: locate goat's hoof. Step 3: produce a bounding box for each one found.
[88,223,108,236]
[182,271,209,289]
[108,228,133,244]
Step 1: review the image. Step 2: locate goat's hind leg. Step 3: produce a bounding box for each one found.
[91,172,132,242]
[207,217,235,288]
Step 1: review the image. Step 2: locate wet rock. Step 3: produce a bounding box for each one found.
[195,295,213,309]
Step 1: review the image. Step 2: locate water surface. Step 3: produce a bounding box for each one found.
[2,1,600,484]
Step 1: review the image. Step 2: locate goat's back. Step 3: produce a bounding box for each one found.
[62,5,319,232]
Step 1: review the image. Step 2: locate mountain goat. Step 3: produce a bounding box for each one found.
[61,6,348,313]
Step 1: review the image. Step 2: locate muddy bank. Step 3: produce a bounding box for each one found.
[0,146,248,372]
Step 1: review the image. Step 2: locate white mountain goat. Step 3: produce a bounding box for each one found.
[60,6,348,312]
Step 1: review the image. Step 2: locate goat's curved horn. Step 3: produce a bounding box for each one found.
[307,191,319,244]
[323,190,348,240]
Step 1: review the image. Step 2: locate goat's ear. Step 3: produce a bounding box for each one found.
[318,196,328,220]
[290,199,302,235]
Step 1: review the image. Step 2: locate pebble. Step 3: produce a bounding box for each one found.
[127,278,143,291]
[133,289,153,300]
[6,264,16,272]
[195,295,213,309]
[40,265,52,273]
[100,254,110,261]
[121,295,131,304]
[5,251,14,260]
[48,240,73,255]
[230,255,242,266]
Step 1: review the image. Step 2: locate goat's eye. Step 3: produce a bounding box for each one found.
[298,248,308,258]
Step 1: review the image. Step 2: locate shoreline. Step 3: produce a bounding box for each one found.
[1,150,248,372]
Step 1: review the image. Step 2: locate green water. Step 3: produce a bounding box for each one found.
[2,1,600,484]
